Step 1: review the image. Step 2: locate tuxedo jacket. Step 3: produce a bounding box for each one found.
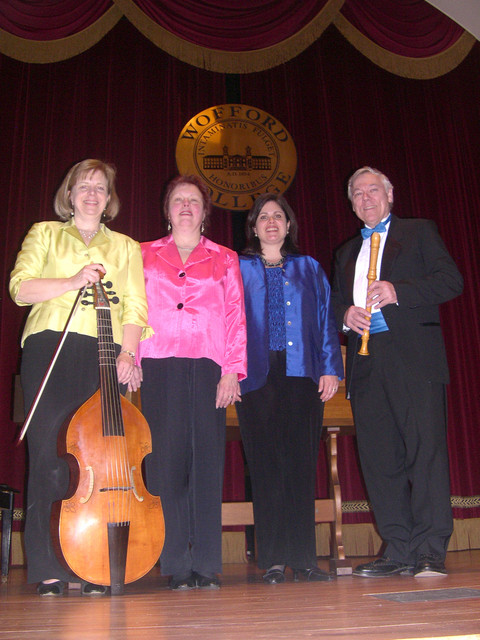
[331,214,463,389]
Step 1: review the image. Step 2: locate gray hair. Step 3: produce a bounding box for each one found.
[347,166,394,202]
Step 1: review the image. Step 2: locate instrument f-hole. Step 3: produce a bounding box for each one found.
[130,466,144,502]
[79,466,94,503]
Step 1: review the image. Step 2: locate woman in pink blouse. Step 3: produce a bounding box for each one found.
[138,175,247,590]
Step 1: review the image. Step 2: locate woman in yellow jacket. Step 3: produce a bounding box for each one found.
[9,159,151,596]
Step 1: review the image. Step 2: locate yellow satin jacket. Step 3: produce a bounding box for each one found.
[9,219,152,347]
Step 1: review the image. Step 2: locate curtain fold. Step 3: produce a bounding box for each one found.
[0,0,476,77]
[112,0,343,73]
[334,12,475,79]
[340,0,465,55]
[0,6,123,64]
[131,0,327,50]
[0,0,114,38]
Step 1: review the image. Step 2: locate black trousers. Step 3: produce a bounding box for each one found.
[141,357,226,577]
[21,331,103,584]
[236,351,324,570]
[350,331,453,564]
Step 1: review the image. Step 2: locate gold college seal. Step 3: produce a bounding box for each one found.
[176,104,297,211]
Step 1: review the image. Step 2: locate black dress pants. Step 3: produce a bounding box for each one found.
[350,331,453,564]
[236,351,324,570]
[21,331,102,584]
[141,357,226,577]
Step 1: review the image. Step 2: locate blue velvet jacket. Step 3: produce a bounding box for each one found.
[239,254,344,394]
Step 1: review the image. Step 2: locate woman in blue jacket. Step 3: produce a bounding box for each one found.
[237,193,343,584]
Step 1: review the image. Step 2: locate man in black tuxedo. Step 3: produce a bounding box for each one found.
[331,167,463,577]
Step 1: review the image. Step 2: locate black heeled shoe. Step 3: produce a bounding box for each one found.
[293,567,333,582]
[262,566,286,584]
[194,572,221,589]
[37,580,65,596]
[81,582,108,596]
[169,573,196,590]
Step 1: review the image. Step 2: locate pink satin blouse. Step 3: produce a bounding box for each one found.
[138,234,247,380]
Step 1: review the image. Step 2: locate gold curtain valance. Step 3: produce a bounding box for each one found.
[0,6,123,65]
[333,13,476,80]
[113,0,343,74]
[0,0,476,79]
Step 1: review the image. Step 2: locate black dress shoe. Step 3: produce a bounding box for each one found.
[413,554,447,577]
[293,567,333,582]
[194,572,221,589]
[353,557,414,578]
[262,567,286,584]
[37,580,64,596]
[81,582,108,596]
[169,573,196,590]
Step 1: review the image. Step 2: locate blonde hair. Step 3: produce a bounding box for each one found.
[54,159,120,221]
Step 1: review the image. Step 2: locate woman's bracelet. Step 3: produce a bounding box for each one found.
[120,349,135,360]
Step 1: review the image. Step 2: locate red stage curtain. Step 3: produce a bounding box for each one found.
[132,0,326,50]
[1,18,479,529]
[0,0,464,53]
[0,1,475,76]
[239,25,480,521]
[0,0,113,38]
[340,0,465,55]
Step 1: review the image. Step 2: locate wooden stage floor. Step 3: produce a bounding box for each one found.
[1,551,480,639]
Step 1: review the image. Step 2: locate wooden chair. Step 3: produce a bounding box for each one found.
[0,485,19,581]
